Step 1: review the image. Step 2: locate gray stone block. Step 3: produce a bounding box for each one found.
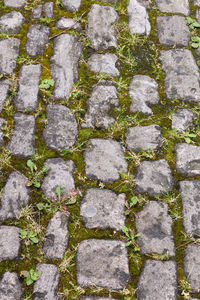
[155,0,190,15]
[0,11,25,34]
[0,272,22,300]
[0,38,20,75]
[88,53,120,77]
[0,226,20,261]
[184,245,200,292]
[55,18,81,31]
[176,143,200,176]
[172,109,194,132]
[0,79,9,113]
[3,0,25,8]
[44,2,54,18]
[26,24,49,57]
[32,5,42,19]
[194,0,200,5]
[62,0,81,11]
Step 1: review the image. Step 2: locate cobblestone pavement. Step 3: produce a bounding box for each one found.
[0,0,200,299]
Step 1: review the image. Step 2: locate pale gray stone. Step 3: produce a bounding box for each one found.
[0,79,9,113]
[172,109,194,132]
[0,118,5,146]
[125,125,162,151]
[184,245,200,292]
[0,38,20,75]
[82,298,116,300]
[80,189,126,230]
[26,25,49,57]
[194,0,200,6]
[0,226,20,261]
[77,239,130,289]
[43,105,78,151]
[155,0,190,15]
[135,159,174,196]
[0,171,29,221]
[84,139,128,183]
[3,0,25,8]
[51,34,81,100]
[129,75,159,115]
[138,260,177,300]
[176,143,200,176]
[0,272,22,300]
[62,0,81,11]
[127,0,151,35]
[32,5,42,19]
[55,18,81,31]
[0,11,25,34]
[42,158,75,199]
[87,4,119,50]
[15,64,41,112]
[44,2,54,18]
[88,53,120,77]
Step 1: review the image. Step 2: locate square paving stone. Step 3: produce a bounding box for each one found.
[176,143,200,176]
[184,244,200,292]
[172,109,194,132]
[155,0,190,15]
[0,226,20,261]
[77,239,130,290]
[0,272,22,300]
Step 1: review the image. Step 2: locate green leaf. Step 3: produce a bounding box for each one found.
[185,137,191,144]
[125,241,132,247]
[19,230,27,239]
[192,21,200,28]
[125,210,130,216]
[191,36,200,42]
[37,203,45,210]
[130,196,138,206]
[186,17,195,24]
[27,160,35,173]
[26,278,33,286]
[31,237,39,244]
[56,185,63,198]
[33,181,40,188]
[39,79,54,90]
[41,165,49,173]
[191,43,199,49]
[122,226,129,237]
[66,197,77,205]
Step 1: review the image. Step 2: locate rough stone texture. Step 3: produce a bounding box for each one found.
[136,201,175,255]
[125,125,162,151]
[138,260,177,300]
[87,4,119,50]
[82,298,116,300]
[82,84,119,129]
[129,75,159,115]
[172,109,194,132]
[84,139,128,183]
[0,11,25,34]
[0,272,22,300]
[77,239,130,289]
[0,171,29,221]
[135,159,174,196]
[184,245,200,292]
[55,18,81,31]
[127,0,151,35]
[41,158,75,199]
[3,0,25,8]
[8,113,35,157]
[176,143,200,176]
[180,180,200,235]
[0,118,5,146]
[0,79,9,113]
[26,25,49,57]
[80,189,126,230]
[43,105,78,151]
[33,264,60,300]
[32,5,42,19]
[160,49,200,103]
[14,64,41,112]
[43,211,69,259]
[155,0,190,15]
[88,53,120,77]
[0,226,20,261]
[157,16,190,46]
[44,2,54,18]
[194,0,200,5]
[0,38,20,75]
[51,34,81,100]
[62,0,81,11]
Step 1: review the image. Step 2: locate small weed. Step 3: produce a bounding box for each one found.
[26,159,49,188]
[19,229,39,246]
[20,269,41,286]
[179,279,192,299]
[122,226,140,250]
[39,78,54,90]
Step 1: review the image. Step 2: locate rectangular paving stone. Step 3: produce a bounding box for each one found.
[26,24,49,57]
[0,38,20,75]
[0,226,20,261]
[155,0,190,15]
[176,143,200,176]
[0,272,22,300]
[172,109,194,132]
[0,79,9,113]
[184,245,200,292]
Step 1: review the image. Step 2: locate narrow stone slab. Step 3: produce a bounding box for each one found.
[33,264,60,300]
[32,5,42,19]
[176,143,200,176]
[129,75,159,115]
[77,239,130,289]
[62,0,81,11]
[3,0,25,8]
[0,11,25,34]
[0,226,20,261]
[87,4,119,50]
[43,105,78,151]
[84,139,128,183]
[0,79,9,113]
[135,159,174,196]
[136,201,175,255]
[0,118,5,146]
[127,0,151,35]
[8,113,35,157]
[41,158,75,199]
[80,189,126,230]
[51,34,81,100]
[155,0,190,15]
[125,125,162,151]
[15,64,41,112]
[44,2,54,18]
[172,109,194,132]
[26,25,49,57]
[55,18,81,31]
[82,84,119,129]
[157,16,190,46]
[0,272,22,300]
[88,53,119,77]
[184,245,200,292]
[0,38,20,75]
[138,260,177,300]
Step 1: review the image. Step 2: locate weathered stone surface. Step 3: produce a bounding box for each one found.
[80,189,126,230]
[129,75,159,115]
[42,158,75,199]
[0,79,9,113]
[194,0,200,5]
[157,16,190,46]
[172,109,194,132]
[77,239,130,289]
[135,159,174,196]
[180,180,200,235]
[0,11,25,34]
[82,84,119,129]
[0,226,20,261]
[160,49,200,102]
[32,5,42,19]
[155,0,190,15]
[184,245,200,292]
[0,272,22,300]
[0,38,20,75]
[0,171,29,221]
[43,211,69,259]
[26,25,49,57]
[88,53,120,77]
[62,0,81,11]
[82,298,116,300]
[84,139,128,183]
[33,264,60,300]
[14,64,41,112]
[138,260,177,300]
[44,2,54,18]
[8,113,35,157]
[176,143,200,176]
[136,201,175,255]
[0,118,5,146]
[87,4,119,50]
[3,0,25,8]
[55,18,81,31]
[43,105,78,151]
[127,0,151,35]
[51,34,81,100]
[125,125,162,151]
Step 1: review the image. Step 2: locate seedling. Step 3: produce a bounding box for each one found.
[39,79,54,90]
[20,269,41,286]
[27,160,49,188]
[122,226,140,251]
[186,17,200,29]
[19,229,39,246]
[125,196,139,216]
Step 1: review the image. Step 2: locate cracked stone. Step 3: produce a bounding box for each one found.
[0,11,25,34]
[88,53,120,77]
[155,0,190,15]
[55,18,81,31]
[26,24,49,57]
[0,79,9,113]
[0,118,5,146]
[176,143,200,176]
[0,272,22,300]
[44,2,54,18]
[62,0,81,11]
[77,239,130,289]
[32,5,42,19]
[0,226,20,261]
[184,245,200,293]
[172,109,194,132]
[3,0,25,8]
[0,38,20,75]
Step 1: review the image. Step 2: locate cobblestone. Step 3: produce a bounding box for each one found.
[172,109,194,132]
[0,226,20,261]
[0,79,9,112]
[184,245,200,293]
[0,272,22,300]
[26,25,49,57]
[3,0,25,8]
[0,11,25,34]
[62,0,81,11]
[154,0,190,15]
[55,17,81,31]
[176,143,200,176]
[88,53,120,77]
[0,38,20,74]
